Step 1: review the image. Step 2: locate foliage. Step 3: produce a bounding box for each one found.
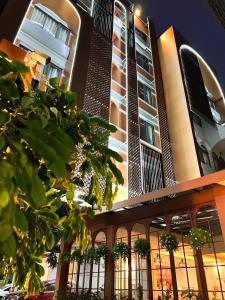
[181,289,202,299]
[47,251,58,269]
[58,290,104,300]
[137,285,143,300]
[112,242,129,261]
[0,52,123,294]
[188,228,212,250]
[160,232,179,252]
[163,289,172,300]
[71,248,84,263]
[133,239,150,259]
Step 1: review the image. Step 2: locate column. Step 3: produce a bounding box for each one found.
[145,225,153,300]
[214,192,225,242]
[54,240,72,300]
[104,225,115,300]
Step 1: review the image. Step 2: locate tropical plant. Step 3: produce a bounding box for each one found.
[95,244,109,262]
[47,251,58,269]
[160,232,179,252]
[112,242,129,261]
[137,285,143,300]
[163,288,172,300]
[134,239,150,259]
[71,248,84,263]
[0,51,124,294]
[181,289,202,299]
[188,228,212,250]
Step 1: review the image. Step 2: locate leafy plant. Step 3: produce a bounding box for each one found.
[96,245,109,262]
[188,228,212,250]
[47,251,58,269]
[112,242,129,261]
[181,289,202,299]
[134,239,150,259]
[0,52,124,294]
[163,288,172,299]
[71,248,84,263]
[160,232,179,252]
[137,285,143,300]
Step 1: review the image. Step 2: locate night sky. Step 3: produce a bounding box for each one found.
[136,0,225,91]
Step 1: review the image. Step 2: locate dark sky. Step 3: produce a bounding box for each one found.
[137,0,225,91]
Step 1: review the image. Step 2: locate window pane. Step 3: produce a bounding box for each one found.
[57,26,69,44]
[43,15,58,36]
[31,7,46,26]
[140,118,155,145]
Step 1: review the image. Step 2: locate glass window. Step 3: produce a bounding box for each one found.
[138,81,153,106]
[140,118,155,145]
[44,63,62,80]
[135,27,149,44]
[136,52,150,72]
[198,145,211,166]
[31,6,70,45]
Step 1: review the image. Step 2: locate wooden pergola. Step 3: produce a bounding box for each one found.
[55,170,225,300]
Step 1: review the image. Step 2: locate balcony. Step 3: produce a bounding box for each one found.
[17,19,70,68]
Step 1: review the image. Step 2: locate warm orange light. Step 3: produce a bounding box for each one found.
[135,6,141,17]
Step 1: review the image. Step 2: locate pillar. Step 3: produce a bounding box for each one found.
[104,225,115,300]
[54,241,72,299]
[214,192,225,242]
[145,225,153,300]
[127,227,132,299]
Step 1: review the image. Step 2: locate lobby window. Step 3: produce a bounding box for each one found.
[136,51,150,72]
[198,145,211,166]
[44,63,62,80]
[140,118,155,146]
[31,6,70,44]
[138,81,153,106]
[135,27,149,45]
[212,152,220,171]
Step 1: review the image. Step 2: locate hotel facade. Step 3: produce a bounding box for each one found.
[1,0,225,299]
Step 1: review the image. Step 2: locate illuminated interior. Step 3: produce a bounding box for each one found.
[109,0,128,201]
[13,0,81,88]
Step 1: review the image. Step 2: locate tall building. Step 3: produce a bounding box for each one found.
[1,1,225,299]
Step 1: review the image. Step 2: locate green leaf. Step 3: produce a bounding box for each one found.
[65,91,77,107]
[31,173,46,207]
[21,96,35,109]
[0,111,10,125]
[0,135,5,150]
[0,161,15,179]
[108,159,124,185]
[46,233,55,250]
[2,234,16,256]
[49,77,59,88]
[0,186,11,208]
[11,60,29,73]
[14,206,28,232]
[0,223,12,241]
[90,116,117,132]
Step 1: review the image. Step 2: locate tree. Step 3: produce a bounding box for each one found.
[0,51,124,294]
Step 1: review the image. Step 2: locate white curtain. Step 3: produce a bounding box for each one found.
[31,7,46,26]
[43,15,57,36]
[57,27,69,44]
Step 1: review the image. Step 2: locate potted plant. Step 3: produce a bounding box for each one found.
[160,232,179,252]
[163,288,172,299]
[134,239,150,259]
[188,228,212,250]
[137,285,143,300]
[71,248,84,263]
[96,244,109,261]
[112,242,129,261]
[181,289,202,299]
[47,251,58,269]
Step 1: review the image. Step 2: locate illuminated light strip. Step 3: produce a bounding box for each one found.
[13,0,81,90]
[180,44,225,107]
[90,0,94,17]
